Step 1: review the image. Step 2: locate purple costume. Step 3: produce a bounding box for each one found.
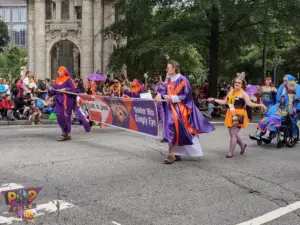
[49,68,90,135]
[159,74,215,156]
[156,82,168,140]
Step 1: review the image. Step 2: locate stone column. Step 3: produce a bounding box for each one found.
[34,0,46,80]
[93,0,102,72]
[102,1,115,74]
[27,0,35,72]
[81,0,94,81]
[56,0,61,20]
[69,0,75,20]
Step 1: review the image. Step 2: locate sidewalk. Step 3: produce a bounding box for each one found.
[0,119,58,126]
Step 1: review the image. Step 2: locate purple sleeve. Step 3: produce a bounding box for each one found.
[48,89,56,97]
[64,79,78,93]
[123,89,132,97]
[177,81,190,104]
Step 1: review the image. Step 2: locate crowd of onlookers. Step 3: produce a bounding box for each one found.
[0,72,57,124]
[0,71,234,124]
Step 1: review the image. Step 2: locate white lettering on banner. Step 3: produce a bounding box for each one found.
[86,99,110,122]
[148,117,156,127]
[133,107,147,115]
[133,106,157,127]
[146,108,154,116]
[135,115,148,126]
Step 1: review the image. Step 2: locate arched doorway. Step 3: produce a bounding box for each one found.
[50,40,80,80]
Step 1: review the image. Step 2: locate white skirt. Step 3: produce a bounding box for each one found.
[174,135,203,157]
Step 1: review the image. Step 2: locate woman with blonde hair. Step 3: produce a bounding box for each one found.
[208,72,267,158]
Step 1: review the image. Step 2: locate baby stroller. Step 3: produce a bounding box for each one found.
[0,95,15,121]
[250,114,299,148]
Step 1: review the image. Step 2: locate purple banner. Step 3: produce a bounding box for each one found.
[79,95,159,137]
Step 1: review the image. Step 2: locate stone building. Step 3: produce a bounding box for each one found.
[26,0,117,81]
[0,0,27,47]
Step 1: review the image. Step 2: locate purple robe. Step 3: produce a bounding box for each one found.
[49,79,90,134]
[156,82,168,140]
[161,74,215,150]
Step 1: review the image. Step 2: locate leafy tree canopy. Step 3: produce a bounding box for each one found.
[104,0,300,96]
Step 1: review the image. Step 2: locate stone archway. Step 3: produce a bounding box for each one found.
[47,39,81,80]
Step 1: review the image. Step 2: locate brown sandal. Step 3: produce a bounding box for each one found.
[164,155,176,164]
[175,155,181,161]
[57,135,72,141]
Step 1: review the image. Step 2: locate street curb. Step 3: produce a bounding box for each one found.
[0,120,58,126]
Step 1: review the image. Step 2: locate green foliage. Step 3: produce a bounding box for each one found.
[104,0,300,94]
[0,19,10,52]
[0,46,27,84]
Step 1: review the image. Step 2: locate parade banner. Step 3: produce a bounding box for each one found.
[79,95,159,137]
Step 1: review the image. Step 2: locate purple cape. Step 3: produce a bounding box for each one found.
[162,75,215,146]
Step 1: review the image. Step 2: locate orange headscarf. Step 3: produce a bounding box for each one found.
[56,66,71,85]
[131,79,142,93]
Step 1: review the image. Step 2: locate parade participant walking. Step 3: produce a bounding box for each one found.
[208,72,267,158]
[49,66,90,141]
[156,60,215,164]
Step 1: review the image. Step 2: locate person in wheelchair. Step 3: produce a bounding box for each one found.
[250,96,289,140]
[250,80,299,141]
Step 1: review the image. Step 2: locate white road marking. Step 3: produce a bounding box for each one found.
[0,183,24,192]
[0,200,75,224]
[34,200,75,215]
[75,139,94,142]
[18,128,41,132]
[112,221,122,225]
[236,201,300,225]
[0,216,22,224]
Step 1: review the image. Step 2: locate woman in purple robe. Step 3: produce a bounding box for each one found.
[156,60,215,164]
[49,66,90,141]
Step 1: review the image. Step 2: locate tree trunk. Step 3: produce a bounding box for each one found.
[261,1,270,84]
[208,6,219,98]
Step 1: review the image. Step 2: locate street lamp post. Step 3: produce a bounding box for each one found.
[273,56,281,87]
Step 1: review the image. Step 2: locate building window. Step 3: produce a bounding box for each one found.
[46,0,53,20]
[61,0,69,20]
[0,8,3,20]
[20,8,26,22]
[13,8,19,22]
[12,24,27,47]
[4,8,10,22]
[75,6,81,19]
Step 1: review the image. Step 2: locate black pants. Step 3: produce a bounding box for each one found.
[246,106,252,121]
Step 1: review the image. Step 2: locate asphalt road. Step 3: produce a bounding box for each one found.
[1,124,300,225]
